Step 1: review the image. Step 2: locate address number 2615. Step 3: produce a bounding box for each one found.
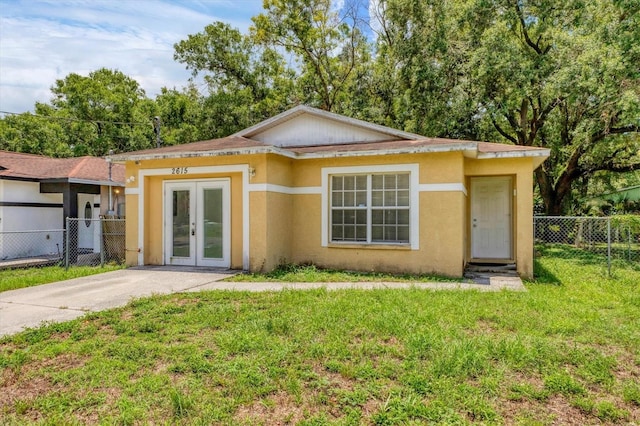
[171,167,188,175]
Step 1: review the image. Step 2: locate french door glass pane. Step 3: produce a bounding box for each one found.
[172,190,190,257]
[203,188,223,259]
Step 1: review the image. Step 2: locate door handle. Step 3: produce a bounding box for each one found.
[191,222,195,236]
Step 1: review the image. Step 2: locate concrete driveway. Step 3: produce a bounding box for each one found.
[0,266,236,337]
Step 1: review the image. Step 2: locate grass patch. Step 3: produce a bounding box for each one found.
[225,263,459,283]
[1,257,638,424]
[0,265,123,293]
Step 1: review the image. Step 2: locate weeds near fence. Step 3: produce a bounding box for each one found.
[0,265,123,293]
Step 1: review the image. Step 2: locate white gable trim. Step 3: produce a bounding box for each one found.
[234,105,424,147]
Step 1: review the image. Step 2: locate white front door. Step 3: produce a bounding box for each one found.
[164,180,230,267]
[78,194,98,250]
[470,177,512,260]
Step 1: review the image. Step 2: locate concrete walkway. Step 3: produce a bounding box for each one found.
[0,266,524,337]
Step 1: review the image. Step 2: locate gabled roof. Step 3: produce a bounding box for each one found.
[111,106,550,167]
[0,151,125,186]
[233,105,424,146]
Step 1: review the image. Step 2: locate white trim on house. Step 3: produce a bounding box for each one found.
[247,183,322,195]
[112,142,550,165]
[67,178,126,187]
[135,165,250,269]
[124,188,139,195]
[320,164,420,250]
[418,183,468,196]
[247,182,466,196]
[477,150,549,169]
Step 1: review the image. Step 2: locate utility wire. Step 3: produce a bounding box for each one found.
[0,110,152,127]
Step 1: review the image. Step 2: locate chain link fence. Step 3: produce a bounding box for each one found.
[0,218,125,270]
[534,216,640,276]
[65,217,125,267]
[0,229,65,268]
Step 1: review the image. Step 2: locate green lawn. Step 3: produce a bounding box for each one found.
[0,265,123,293]
[1,258,638,425]
[225,263,458,283]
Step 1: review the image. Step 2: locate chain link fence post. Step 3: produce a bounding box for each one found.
[607,217,611,277]
[65,217,70,269]
[100,219,105,267]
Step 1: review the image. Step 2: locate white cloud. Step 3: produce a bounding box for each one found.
[0,0,263,113]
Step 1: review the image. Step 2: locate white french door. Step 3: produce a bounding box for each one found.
[164,180,230,267]
[470,177,512,260]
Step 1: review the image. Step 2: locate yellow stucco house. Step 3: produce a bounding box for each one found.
[112,106,549,278]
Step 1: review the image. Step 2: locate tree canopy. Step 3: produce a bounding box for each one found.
[1,0,638,215]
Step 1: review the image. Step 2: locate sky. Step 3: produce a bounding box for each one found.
[0,0,266,114]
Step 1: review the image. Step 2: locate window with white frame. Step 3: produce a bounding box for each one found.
[330,173,410,244]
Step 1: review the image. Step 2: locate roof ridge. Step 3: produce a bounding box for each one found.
[67,156,92,178]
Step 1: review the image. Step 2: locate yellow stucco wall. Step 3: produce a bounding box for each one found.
[123,155,260,269]
[286,152,467,276]
[123,150,537,278]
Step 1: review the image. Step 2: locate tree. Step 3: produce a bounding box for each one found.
[252,0,371,113]
[153,86,203,145]
[374,0,640,215]
[173,0,640,214]
[48,68,154,155]
[174,21,296,134]
[468,0,640,214]
[367,0,480,138]
[0,111,71,157]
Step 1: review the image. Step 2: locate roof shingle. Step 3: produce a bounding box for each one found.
[0,151,124,184]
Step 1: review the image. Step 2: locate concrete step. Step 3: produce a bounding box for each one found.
[465,263,517,274]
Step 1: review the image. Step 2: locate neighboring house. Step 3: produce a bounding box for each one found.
[112,106,549,278]
[0,151,125,260]
[586,185,640,214]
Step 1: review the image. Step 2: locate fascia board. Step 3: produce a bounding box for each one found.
[292,142,479,159]
[476,149,550,169]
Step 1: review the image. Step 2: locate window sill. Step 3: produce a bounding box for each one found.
[327,243,412,250]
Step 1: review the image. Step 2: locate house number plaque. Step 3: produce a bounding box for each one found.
[171,167,189,175]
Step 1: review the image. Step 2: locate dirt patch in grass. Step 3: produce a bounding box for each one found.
[235,363,364,424]
[500,395,592,425]
[234,391,309,425]
[0,353,87,409]
[613,352,640,381]
[547,395,595,425]
[311,362,357,391]
[474,319,500,334]
[1,369,56,408]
